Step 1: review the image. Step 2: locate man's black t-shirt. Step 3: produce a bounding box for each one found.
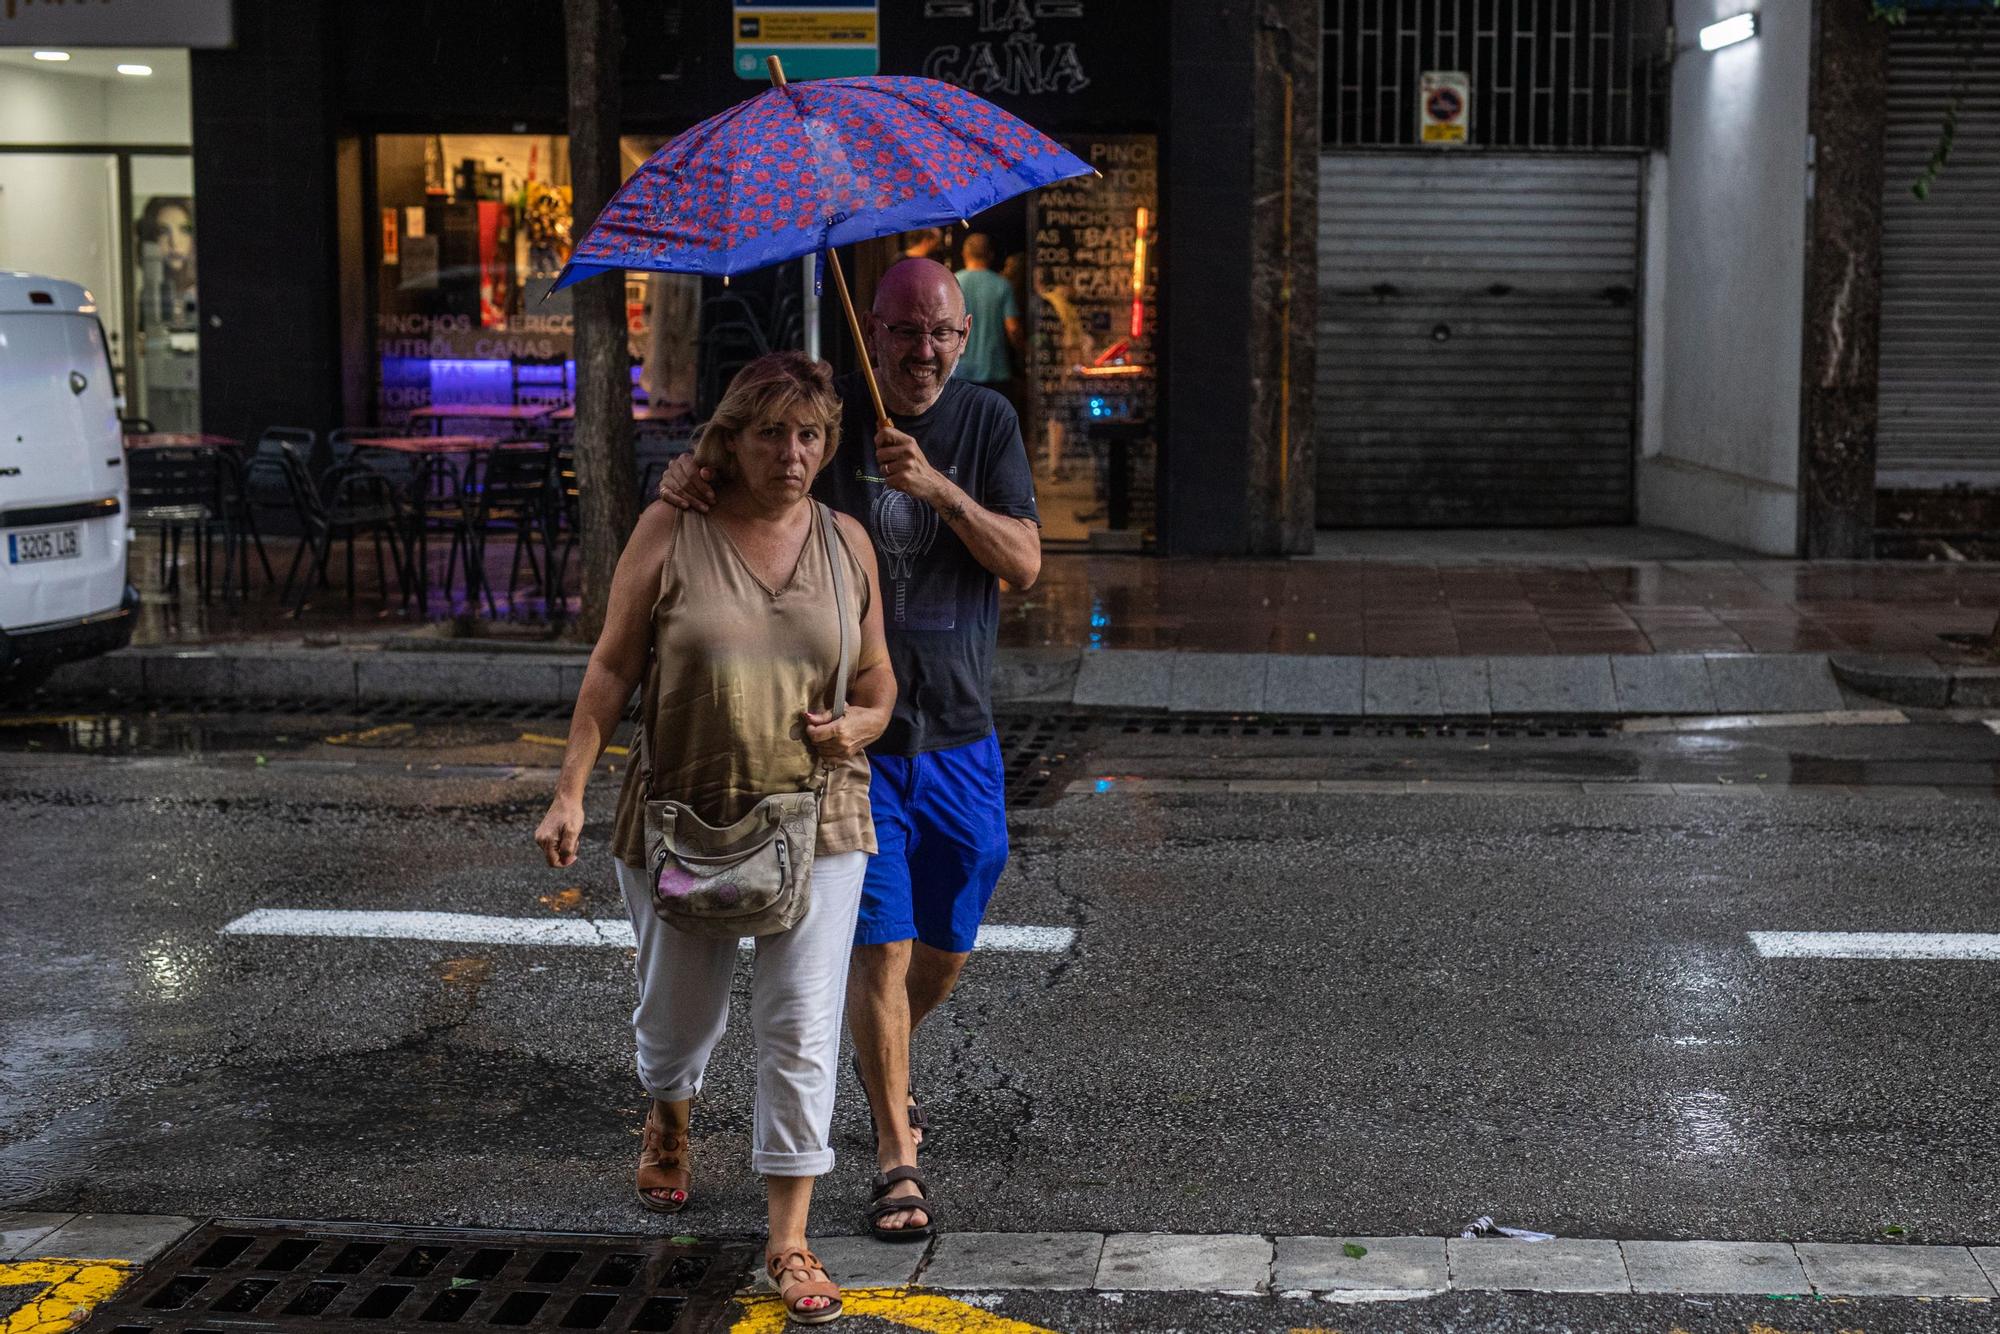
[814,374,1039,756]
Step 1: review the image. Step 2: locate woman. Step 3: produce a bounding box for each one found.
[135,196,197,328]
[535,351,893,1326]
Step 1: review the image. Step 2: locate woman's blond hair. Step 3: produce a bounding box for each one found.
[689,351,843,484]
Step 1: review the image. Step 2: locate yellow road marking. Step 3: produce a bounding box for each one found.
[324,722,415,745]
[0,1259,137,1334]
[731,1288,1059,1334]
[519,732,626,757]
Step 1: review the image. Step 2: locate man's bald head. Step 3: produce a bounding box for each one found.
[867,257,969,414]
[873,258,965,323]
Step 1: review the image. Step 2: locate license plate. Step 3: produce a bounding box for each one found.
[7,526,81,564]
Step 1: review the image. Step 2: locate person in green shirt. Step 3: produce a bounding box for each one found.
[952,233,1023,397]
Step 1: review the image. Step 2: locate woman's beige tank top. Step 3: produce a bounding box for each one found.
[611,502,874,870]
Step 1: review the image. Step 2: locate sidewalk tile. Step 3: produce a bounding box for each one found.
[1074,650,1174,709]
[1621,1240,1807,1294]
[0,1212,73,1260]
[1487,656,1618,714]
[1096,1233,1273,1292]
[356,653,565,704]
[1610,655,1717,714]
[1974,1247,2000,1290]
[1706,654,1845,713]
[1264,655,1364,715]
[144,650,233,698]
[924,1232,1104,1290]
[1447,1239,1629,1293]
[1319,781,1412,794]
[799,1234,926,1289]
[1582,782,1678,797]
[1363,659,1441,717]
[21,1213,196,1263]
[232,651,361,702]
[1275,1236,1447,1292]
[1436,658,1493,715]
[1170,653,1266,713]
[1796,1243,1997,1297]
[49,651,143,694]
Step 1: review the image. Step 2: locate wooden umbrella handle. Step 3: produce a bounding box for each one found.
[767,55,893,431]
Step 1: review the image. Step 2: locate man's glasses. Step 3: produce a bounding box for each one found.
[880,321,969,350]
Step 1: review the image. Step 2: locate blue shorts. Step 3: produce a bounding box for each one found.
[855,733,1009,954]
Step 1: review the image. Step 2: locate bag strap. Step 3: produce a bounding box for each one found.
[821,501,852,723]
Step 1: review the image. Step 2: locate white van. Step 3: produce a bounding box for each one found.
[0,272,137,687]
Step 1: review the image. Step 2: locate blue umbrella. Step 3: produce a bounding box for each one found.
[556,57,1093,422]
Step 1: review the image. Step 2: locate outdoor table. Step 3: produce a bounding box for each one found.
[547,401,692,422]
[405,404,554,440]
[348,434,549,613]
[123,432,241,450]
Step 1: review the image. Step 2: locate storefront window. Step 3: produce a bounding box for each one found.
[1028,133,1158,547]
[367,134,682,428]
[0,48,196,430]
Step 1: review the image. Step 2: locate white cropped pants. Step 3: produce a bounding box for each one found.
[614,850,866,1177]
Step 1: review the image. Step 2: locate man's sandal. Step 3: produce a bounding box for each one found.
[866,1165,937,1242]
[634,1105,690,1214]
[767,1249,842,1326]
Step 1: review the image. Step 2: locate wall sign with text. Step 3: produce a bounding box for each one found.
[734,0,879,80]
[0,0,233,46]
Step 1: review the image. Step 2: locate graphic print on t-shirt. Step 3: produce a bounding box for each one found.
[865,465,958,630]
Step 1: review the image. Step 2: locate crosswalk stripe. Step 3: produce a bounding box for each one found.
[1750,931,2000,960]
[219,909,1072,953]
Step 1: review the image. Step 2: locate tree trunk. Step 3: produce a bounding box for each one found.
[564,0,637,641]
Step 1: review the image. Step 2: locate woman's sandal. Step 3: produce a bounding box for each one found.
[634,1104,690,1214]
[866,1165,938,1242]
[767,1248,842,1326]
[852,1052,930,1147]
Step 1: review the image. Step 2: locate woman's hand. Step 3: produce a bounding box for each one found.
[802,705,887,763]
[658,452,717,513]
[535,795,587,868]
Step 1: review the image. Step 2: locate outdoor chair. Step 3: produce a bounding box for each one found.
[349,446,479,612]
[545,444,581,621]
[126,446,223,602]
[245,445,409,614]
[211,449,278,601]
[464,444,552,617]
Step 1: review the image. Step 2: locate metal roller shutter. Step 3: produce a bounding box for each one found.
[1878,23,2000,487]
[1315,152,1641,527]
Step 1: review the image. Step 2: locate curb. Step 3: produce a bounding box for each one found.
[1830,653,2000,710]
[41,645,1872,720]
[5,1213,1998,1302]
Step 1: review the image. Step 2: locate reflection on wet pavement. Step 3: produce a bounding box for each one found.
[124,532,2000,659]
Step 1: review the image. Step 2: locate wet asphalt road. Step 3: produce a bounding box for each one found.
[1,707,1998,1330]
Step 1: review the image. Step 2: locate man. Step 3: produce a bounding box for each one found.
[657,258,1041,1237]
[953,233,1023,406]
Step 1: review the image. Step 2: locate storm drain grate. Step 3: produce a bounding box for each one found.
[995,711,1095,808]
[1094,713,1614,741]
[91,1220,752,1334]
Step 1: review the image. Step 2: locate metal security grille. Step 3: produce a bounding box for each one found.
[1877,14,2000,487]
[92,1221,750,1333]
[1322,0,1667,149]
[1315,151,1642,526]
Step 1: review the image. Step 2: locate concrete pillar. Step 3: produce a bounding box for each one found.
[1797,1,1889,558]
[1162,0,1317,556]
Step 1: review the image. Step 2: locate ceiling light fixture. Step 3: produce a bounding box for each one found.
[1698,12,1758,52]
[116,63,154,76]
[32,50,72,62]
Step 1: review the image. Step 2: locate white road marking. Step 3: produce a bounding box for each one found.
[220,909,1073,953]
[1750,931,2000,960]
[1985,719,2000,736]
